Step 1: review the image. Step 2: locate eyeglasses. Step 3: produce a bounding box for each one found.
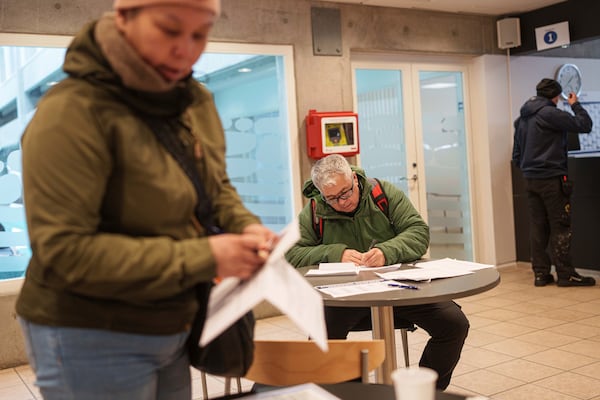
[322,178,355,205]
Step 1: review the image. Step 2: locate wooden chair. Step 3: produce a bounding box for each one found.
[244,339,385,386]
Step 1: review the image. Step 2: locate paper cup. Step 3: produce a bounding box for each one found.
[391,367,438,400]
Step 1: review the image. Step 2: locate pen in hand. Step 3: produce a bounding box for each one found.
[368,239,378,250]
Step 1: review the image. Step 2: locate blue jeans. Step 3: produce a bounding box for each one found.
[19,318,191,400]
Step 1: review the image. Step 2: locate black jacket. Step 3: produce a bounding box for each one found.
[512,96,592,179]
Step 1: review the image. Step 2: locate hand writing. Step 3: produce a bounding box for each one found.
[360,248,385,267]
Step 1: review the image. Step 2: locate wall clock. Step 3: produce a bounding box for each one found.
[556,63,582,99]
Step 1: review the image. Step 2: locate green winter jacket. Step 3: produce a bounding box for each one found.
[285,167,430,267]
[16,16,260,334]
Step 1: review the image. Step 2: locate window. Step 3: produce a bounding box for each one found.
[0,35,300,280]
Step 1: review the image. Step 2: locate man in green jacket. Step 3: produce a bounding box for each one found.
[286,154,469,390]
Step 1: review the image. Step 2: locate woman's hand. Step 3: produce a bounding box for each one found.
[243,223,278,259]
[209,234,268,280]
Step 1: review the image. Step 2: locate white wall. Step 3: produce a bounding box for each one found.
[469,54,515,266]
[510,56,600,118]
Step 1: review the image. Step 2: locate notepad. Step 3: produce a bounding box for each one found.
[304,262,358,276]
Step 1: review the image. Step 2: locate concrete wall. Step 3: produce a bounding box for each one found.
[1,0,499,183]
[0,279,27,369]
[0,0,504,367]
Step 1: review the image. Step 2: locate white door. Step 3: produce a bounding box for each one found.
[353,56,474,261]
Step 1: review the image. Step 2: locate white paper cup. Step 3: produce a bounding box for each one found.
[391,367,438,400]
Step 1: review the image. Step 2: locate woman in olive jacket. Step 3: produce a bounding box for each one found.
[16,1,276,398]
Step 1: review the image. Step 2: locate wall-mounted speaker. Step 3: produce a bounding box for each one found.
[497,18,521,49]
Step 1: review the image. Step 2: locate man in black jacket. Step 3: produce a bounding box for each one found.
[512,78,595,287]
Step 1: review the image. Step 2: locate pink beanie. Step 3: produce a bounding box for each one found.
[113,0,220,15]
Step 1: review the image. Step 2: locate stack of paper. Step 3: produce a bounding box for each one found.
[377,258,494,282]
[305,263,402,277]
[305,262,358,276]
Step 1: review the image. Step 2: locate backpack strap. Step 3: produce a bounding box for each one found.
[310,197,323,242]
[310,177,390,240]
[367,177,389,218]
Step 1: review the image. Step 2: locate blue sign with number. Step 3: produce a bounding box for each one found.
[544,31,557,44]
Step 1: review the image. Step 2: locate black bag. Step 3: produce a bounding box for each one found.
[144,118,255,376]
[186,282,255,377]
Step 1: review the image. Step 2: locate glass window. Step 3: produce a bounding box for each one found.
[0,36,299,280]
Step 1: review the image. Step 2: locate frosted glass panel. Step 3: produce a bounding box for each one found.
[355,69,408,192]
[419,71,472,260]
[195,54,295,232]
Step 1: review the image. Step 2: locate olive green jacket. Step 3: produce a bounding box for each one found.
[16,18,260,334]
[285,167,430,267]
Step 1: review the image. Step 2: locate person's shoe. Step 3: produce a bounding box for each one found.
[557,272,596,287]
[534,273,555,287]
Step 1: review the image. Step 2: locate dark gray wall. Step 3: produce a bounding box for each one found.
[0,0,499,179]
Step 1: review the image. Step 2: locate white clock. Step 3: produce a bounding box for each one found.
[556,63,582,99]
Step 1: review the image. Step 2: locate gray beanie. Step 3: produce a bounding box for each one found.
[536,78,562,99]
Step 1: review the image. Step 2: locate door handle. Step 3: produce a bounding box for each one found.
[399,175,417,181]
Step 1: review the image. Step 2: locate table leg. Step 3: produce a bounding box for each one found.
[371,305,397,385]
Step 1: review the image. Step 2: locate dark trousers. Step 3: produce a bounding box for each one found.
[525,177,574,278]
[324,301,469,390]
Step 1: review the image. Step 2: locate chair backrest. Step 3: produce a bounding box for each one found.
[244,339,385,386]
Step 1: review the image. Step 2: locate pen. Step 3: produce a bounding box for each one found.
[387,283,420,290]
[368,239,378,250]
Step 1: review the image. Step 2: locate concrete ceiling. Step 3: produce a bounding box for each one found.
[319,0,567,16]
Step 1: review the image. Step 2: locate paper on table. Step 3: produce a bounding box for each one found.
[376,258,493,281]
[377,268,473,282]
[304,263,401,276]
[199,219,328,351]
[315,279,400,298]
[416,258,494,271]
[304,262,358,276]
[357,264,402,272]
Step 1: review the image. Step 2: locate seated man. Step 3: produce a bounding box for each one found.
[285,154,469,390]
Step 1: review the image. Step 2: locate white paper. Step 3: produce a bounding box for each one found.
[305,263,401,276]
[305,262,358,276]
[315,278,402,298]
[415,258,494,271]
[358,264,402,272]
[242,383,341,399]
[377,258,493,281]
[199,220,328,351]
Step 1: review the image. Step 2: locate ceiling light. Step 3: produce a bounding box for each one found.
[421,83,456,89]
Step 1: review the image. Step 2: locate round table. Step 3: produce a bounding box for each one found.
[302,265,501,384]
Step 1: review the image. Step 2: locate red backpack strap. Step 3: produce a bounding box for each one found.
[367,177,389,217]
[310,198,324,241]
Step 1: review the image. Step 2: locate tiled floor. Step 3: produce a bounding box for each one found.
[1,263,600,399]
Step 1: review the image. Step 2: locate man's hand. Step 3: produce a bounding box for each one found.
[360,248,385,267]
[568,92,578,105]
[341,249,363,265]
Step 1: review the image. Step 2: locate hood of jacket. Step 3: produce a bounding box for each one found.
[519,96,555,119]
[62,13,208,118]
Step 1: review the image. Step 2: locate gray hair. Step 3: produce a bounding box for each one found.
[311,154,353,191]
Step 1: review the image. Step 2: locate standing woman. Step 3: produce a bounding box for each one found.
[16,1,276,399]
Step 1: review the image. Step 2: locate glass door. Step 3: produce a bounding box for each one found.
[353,60,473,261]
